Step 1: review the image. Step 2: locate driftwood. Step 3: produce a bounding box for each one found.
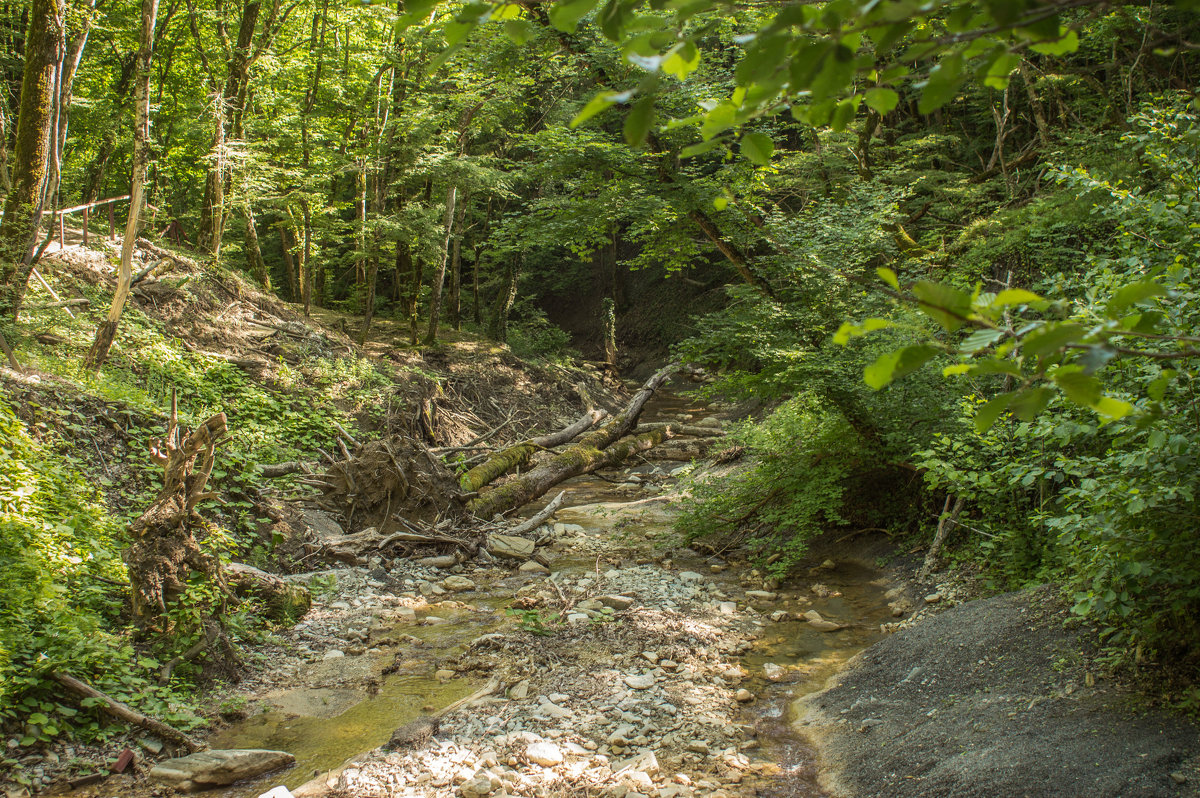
[458,408,607,492]
[53,672,203,752]
[468,426,676,519]
[260,460,315,478]
[508,491,566,537]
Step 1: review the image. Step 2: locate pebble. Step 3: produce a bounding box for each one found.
[924,593,943,604]
[519,561,551,574]
[718,602,737,615]
[678,571,705,583]
[323,649,345,660]
[734,689,754,703]
[1170,771,1188,785]
[762,663,785,681]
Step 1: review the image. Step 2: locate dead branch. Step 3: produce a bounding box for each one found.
[53,672,203,751]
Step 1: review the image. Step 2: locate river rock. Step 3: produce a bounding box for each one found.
[745,590,777,601]
[615,750,659,776]
[323,649,345,660]
[526,742,563,767]
[519,561,550,574]
[679,571,705,583]
[257,788,295,798]
[624,673,656,690]
[151,750,295,792]
[734,689,754,703]
[597,594,635,610]
[809,618,843,632]
[762,663,785,681]
[803,610,823,622]
[441,576,476,592]
[418,555,457,569]
[488,534,536,559]
[718,601,737,615]
[509,679,531,700]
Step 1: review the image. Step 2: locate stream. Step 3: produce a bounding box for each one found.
[60,387,898,798]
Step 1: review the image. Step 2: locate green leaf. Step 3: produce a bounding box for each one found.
[1030,29,1079,56]
[974,391,1016,433]
[960,328,1004,353]
[1053,368,1102,407]
[503,18,533,43]
[991,288,1042,307]
[28,713,49,725]
[1022,323,1085,358]
[864,87,900,114]
[662,41,701,79]
[712,196,729,211]
[1094,396,1134,420]
[570,91,621,128]
[876,267,899,290]
[623,95,656,145]
[681,138,722,158]
[918,54,964,114]
[1009,387,1053,421]
[912,280,971,331]
[982,51,1021,89]
[863,345,939,389]
[833,317,892,344]
[741,132,775,165]
[1105,280,1166,318]
[549,0,598,32]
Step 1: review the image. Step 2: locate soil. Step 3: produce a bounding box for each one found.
[797,587,1200,797]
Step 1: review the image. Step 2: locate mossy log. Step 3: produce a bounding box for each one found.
[459,408,607,492]
[225,563,311,622]
[467,426,675,519]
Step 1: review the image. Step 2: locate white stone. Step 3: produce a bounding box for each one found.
[323,649,345,660]
[526,742,563,767]
[678,571,705,583]
[624,673,656,690]
[763,663,785,682]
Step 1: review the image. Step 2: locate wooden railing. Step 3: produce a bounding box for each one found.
[54,195,130,246]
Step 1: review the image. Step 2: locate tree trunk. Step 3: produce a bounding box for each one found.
[488,256,518,343]
[280,223,299,301]
[466,364,675,512]
[84,0,158,370]
[449,199,464,330]
[472,243,482,324]
[468,427,674,519]
[459,408,607,492]
[424,184,457,345]
[300,199,313,315]
[0,0,64,319]
[243,204,269,288]
[197,99,226,256]
[601,296,617,366]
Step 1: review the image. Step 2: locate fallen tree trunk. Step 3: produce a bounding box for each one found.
[260,460,315,478]
[459,408,607,492]
[53,672,203,752]
[467,426,676,519]
[637,422,725,438]
[225,562,311,621]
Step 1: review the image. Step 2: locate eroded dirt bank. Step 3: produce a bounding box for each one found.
[798,588,1200,797]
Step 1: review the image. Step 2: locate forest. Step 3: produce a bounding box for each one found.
[2,0,1200,793]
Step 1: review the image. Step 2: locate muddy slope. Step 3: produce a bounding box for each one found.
[798,588,1200,797]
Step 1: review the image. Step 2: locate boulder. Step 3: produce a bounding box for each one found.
[150,749,295,793]
[487,534,536,559]
[624,673,656,690]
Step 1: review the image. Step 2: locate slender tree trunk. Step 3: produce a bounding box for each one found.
[280,224,299,301]
[1020,61,1050,147]
[301,199,313,316]
[85,0,157,369]
[423,184,457,345]
[472,244,482,324]
[44,5,92,215]
[488,256,518,343]
[243,204,268,288]
[449,198,464,330]
[197,98,226,255]
[0,103,10,193]
[601,296,617,366]
[0,0,64,319]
